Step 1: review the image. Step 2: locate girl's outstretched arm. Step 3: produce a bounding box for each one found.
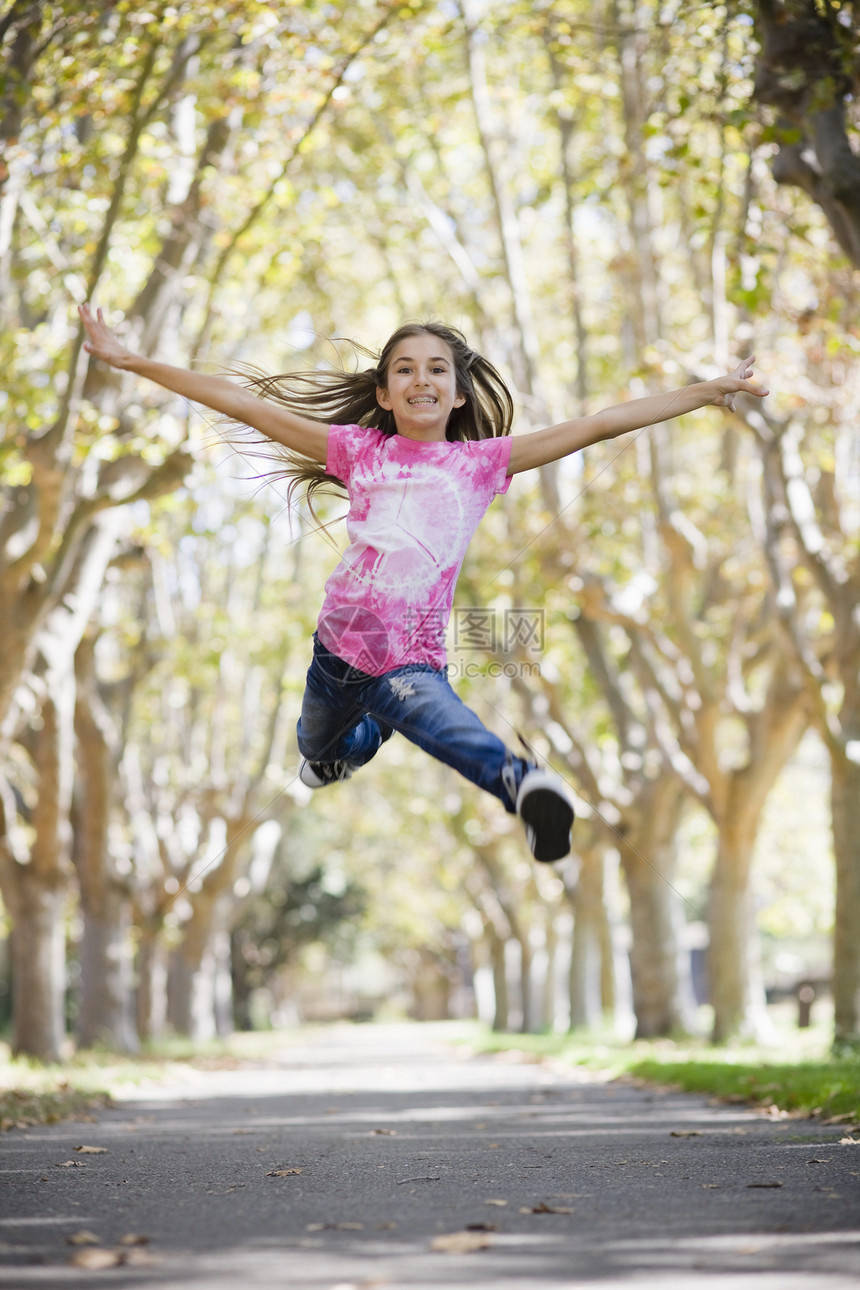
[507,357,768,476]
[78,304,329,464]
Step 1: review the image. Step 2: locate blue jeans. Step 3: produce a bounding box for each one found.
[296,635,530,812]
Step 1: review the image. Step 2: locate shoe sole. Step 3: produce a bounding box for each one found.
[519,786,574,863]
[299,759,354,789]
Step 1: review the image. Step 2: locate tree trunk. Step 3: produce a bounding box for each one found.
[167,944,216,1042]
[568,847,614,1030]
[707,815,770,1043]
[9,884,67,1060]
[77,898,137,1051]
[541,913,560,1032]
[73,635,137,1051]
[516,931,535,1034]
[168,887,236,1041]
[831,744,860,1045]
[620,776,695,1037]
[485,920,509,1032]
[136,926,167,1044]
[9,690,74,1059]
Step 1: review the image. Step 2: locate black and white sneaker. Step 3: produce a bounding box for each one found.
[299,758,356,790]
[516,768,575,863]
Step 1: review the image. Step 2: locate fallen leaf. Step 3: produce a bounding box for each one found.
[55,1160,86,1168]
[372,1128,397,1136]
[747,1181,783,1188]
[484,1199,507,1207]
[839,1135,858,1145]
[267,1168,303,1177]
[119,1234,149,1246]
[67,1249,122,1270]
[123,1249,161,1267]
[66,1231,101,1246]
[431,1230,492,1254]
[74,1145,108,1154]
[702,1184,721,1189]
[466,1222,498,1232]
[807,1158,831,1164]
[670,1130,704,1138]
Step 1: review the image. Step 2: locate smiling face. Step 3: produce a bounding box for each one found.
[376,331,466,441]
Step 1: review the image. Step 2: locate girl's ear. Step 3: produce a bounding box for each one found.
[376,385,392,410]
[453,391,467,409]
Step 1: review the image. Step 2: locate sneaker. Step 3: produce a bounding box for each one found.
[299,758,356,789]
[516,768,574,863]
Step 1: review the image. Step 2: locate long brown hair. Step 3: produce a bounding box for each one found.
[229,322,514,517]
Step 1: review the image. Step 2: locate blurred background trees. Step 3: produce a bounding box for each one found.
[1,0,856,1059]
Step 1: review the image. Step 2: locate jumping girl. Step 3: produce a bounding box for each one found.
[78,304,768,862]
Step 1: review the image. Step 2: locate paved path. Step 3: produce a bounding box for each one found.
[1,1023,858,1288]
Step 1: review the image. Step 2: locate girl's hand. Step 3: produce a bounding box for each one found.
[79,302,136,369]
[710,356,769,410]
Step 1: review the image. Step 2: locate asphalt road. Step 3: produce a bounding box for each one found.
[1,1023,858,1288]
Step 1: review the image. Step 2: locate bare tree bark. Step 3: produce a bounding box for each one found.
[472,843,537,1033]
[566,838,616,1030]
[749,404,860,1044]
[831,749,860,1045]
[72,634,137,1051]
[620,774,695,1037]
[166,815,251,1041]
[7,687,74,1059]
[753,0,860,267]
[466,864,513,1032]
[135,922,168,1044]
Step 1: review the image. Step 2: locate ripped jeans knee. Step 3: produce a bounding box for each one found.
[296,637,528,809]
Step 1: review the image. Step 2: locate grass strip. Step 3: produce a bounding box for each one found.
[626,1057,860,1122]
[0,1028,309,1131]
[461,1021,860,1125]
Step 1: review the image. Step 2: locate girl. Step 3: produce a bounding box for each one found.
[78,304,768,862]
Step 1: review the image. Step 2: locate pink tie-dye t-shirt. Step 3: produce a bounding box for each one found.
[317,425,512,675]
